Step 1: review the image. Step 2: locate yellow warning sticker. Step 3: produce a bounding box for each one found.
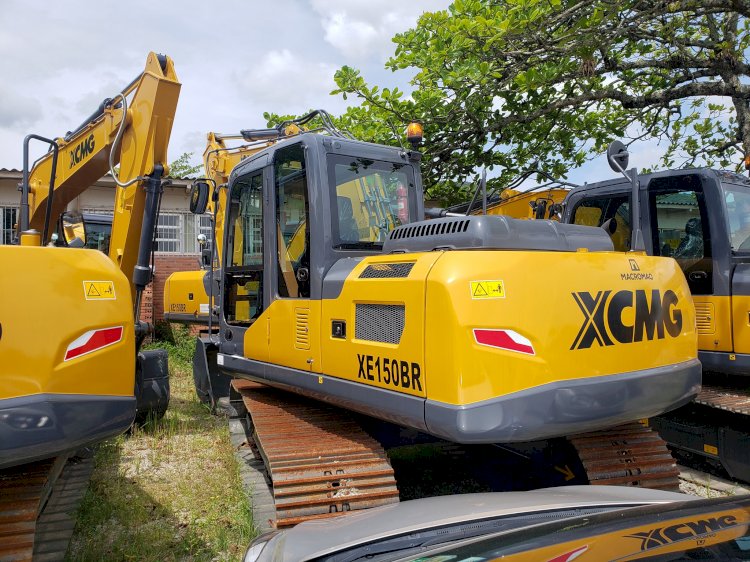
[470,280,505,299]
[83,280,116,300]
[704,444,719,455]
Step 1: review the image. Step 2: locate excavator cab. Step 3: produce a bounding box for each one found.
[218,135,422,351]
[563,165,750,481]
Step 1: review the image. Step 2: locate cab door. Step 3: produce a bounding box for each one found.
[645,175,730,353]
[266,143,321,373]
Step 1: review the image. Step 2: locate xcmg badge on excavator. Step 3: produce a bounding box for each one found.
[571,288,684,350]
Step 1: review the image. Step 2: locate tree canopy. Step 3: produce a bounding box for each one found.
[326,0,750,201]
[168,151,202,179]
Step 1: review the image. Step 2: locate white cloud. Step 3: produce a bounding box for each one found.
[311,0,451,60]
[234,49,342,114]
[0,85,42,129]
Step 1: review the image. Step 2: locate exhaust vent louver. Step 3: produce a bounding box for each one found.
[295,308,310,350]
[694,302,715,335]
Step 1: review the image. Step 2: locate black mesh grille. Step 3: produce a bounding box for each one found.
[359,263,415,279]
[355,304,405,344]
[389,219,470,240]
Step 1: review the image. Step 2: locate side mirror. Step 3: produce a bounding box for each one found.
[60,211,86,248]
[601,217,618,235]
[189,181,210,214]
[607,140,629,173]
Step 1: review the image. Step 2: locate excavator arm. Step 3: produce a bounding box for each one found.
[19,52,180,308]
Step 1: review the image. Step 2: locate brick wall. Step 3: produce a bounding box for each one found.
[138,254,201,324]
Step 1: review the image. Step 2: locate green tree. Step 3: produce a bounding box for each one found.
[168,151,202,178]
[330,0,750,200]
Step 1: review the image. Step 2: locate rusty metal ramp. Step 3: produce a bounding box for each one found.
[233,380,399,528]
[570,422,680,491]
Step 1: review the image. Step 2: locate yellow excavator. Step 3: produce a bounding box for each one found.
[0,52,179,558]
[558,141,750,485]
[185,121,701,527]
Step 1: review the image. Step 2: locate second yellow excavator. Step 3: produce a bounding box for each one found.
[0,52,179,557]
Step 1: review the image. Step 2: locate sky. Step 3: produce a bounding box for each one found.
[0,0,452,171]
[0,0,668,188]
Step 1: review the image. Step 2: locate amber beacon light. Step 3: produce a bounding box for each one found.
[406,122,423,149]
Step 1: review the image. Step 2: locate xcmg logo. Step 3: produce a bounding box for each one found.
[625,514,738,551]
[69,134,95,169]
[571,289,682,350]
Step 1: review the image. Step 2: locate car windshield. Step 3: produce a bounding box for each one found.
[328,155,416,250]
[722,182,750,252]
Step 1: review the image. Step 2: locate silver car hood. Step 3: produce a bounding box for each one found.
[254,486,692,561]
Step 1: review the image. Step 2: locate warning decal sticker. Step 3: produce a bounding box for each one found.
[470,280,505,299]
[83,280,116,300]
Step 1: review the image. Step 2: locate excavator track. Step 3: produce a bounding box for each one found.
[569,422,681,491]
[695,384,750,415]
[0,455,93,561]
[233,380,399,528]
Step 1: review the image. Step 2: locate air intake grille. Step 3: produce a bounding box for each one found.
[694,302,715,335]
[389,219,470,240]
[295,308,310,350]
[359,263,415,279]
[355,304,405,344]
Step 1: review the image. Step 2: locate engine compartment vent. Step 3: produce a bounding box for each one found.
[355,304,405,344]
[359,263,415,279]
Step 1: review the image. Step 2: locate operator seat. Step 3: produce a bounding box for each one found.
[673,217,703,259]
[337,196,360,242]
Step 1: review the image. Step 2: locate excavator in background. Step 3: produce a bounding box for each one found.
[0,52,179,559]
[557,142,750,485]
[162,112,336,327]
[186,120,701,528]
[430,168,571,220]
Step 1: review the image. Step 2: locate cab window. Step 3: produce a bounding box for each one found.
[723,185,750,252]
[224,172,264,325]
[274,143,310,299]
[648,176,712,295]
[328,155,415,249]
[571,195,631,251]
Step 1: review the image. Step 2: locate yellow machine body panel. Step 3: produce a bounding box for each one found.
[163,269,209,319]
[1,246,135,400]
[254,250,696,407]
[266,300,323,373]
[731,295,750,355]
[694,295,734,353]
[318,254,442,397]
[423,251,696,406]
[0,245,137,468]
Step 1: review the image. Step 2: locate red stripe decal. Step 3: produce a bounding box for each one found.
[547,545,588,562]
[474,329,534,355]
[64,327,123,361]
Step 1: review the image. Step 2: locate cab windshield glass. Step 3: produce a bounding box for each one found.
[722,182,750,252]
[328,155,415,249]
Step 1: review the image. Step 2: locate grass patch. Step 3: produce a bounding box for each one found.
[68,330,255,561]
